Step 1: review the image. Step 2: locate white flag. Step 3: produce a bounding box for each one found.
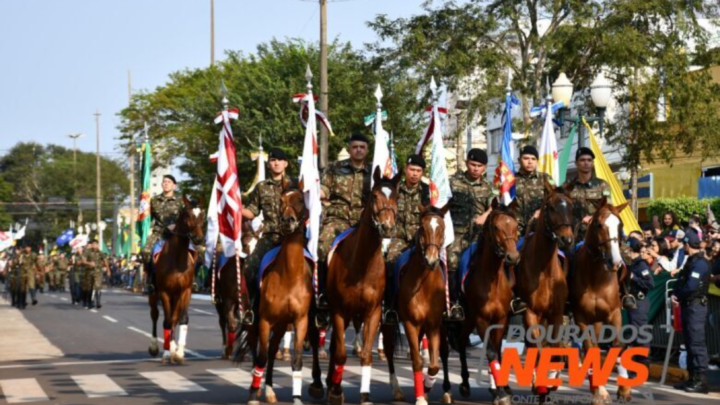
[427,102,455,248]
[371,85,392,187]
[204,178,220,267]
[299,93,322,261]
[538,100,560,185]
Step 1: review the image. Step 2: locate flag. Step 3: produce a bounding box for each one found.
[371,86,393,186]
[204,177,221,267]
[389,133,399,177]
[136,140,152,249]
[56,228,75,246]
[558,121,578,185]
[13,220,27,240]
[0,230,13,252]
[69,234,88,251]
[299,89,322,262]
[494,93,518,205]
[213,107,243,258]
[583,118,641,233]
[244,149,268,196]
[538,99,560,185]
[293,93,335,137]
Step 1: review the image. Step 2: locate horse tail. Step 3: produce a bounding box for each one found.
[388,321,403,357]
[231,320,255,365]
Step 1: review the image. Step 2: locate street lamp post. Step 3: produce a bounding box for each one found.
[67,133,84,225]
[552,72,612,148]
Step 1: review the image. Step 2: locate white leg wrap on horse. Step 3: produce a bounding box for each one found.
[424,373,437,389]
[616,357,629,379]
[378,332,384,350]
[292,371,302,397]
[170,340,177,353]
[489,374,497,389]
[548,370,559,380]
[284,331,292,349]
[360,366,372,393]
[178,325,188,347]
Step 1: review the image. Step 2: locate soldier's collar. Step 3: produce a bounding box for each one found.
[573,176,597,187]
[400,181,420,192]
[517,169,538,178]
[463,171,485,184]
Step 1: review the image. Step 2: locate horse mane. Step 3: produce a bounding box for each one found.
[421,206,445,218]
[552,186,570,196]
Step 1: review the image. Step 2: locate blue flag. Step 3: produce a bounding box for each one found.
[55,228,75,246]
[494,93,518,205]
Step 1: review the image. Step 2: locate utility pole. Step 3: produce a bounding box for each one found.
[319,0,328,168]
[94,110,102,241]
[210,0,215,66]
[68,133,84,226]
[128,70,137,255]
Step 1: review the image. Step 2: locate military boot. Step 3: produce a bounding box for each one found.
[95,290,102,309]
[684,373,709,394]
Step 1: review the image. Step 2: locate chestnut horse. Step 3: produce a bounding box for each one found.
[324,168,401,405]
[515,182,574,400]
[569,198,631,402]
[383,205,453,405]
[213,256,242,360]
[233,185,322,405]
[148,196,204,364]
[456,199,519,405]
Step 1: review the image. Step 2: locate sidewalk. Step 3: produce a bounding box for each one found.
[0,295,63,362]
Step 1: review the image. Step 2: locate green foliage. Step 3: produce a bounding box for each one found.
[647,197,720,225]
[0,177,13,224]
[0,142,129,242]
[118,39,423,199]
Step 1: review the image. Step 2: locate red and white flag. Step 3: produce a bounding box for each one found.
[211,108,243,258]
[299,89,322,262]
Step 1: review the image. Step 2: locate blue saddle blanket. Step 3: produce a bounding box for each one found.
[258,245,316,289]
[327,226,357,264]
[393,247,446,295]
[152,240,197,263]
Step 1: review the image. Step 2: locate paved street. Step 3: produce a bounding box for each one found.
[0,288,717,405]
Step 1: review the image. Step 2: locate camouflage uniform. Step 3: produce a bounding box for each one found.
[317,159,371,262]
[564,176,611,238]
[36,255,46,292]
[244,177,295,288]
[70,251,84,304]
[514,169,554,235]
[447,171,498,272]
[82,249,104,292]
[385,181,431,265]
[142,194,183,258]
[53,255,68,291]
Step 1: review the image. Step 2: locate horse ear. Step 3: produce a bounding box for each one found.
[543,177,555,196]
[491,197,499,211]
[372,166,382,186]
[182,194,191,208]
[563,180,575,195]
[590,198,605,210]
[509,197,518,212]
[614,201,629,213]
[419,203,428,215]
[440,201,451,217]
[298,178,305,192]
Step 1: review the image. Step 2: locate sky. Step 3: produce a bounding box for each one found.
[0,0,426,159]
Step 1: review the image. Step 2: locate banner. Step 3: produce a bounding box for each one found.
[136,141,152,249]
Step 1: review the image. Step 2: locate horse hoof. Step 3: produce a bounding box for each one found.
[319,348,328,359]
[617,386,632,402]
[309,383,325,399]
[293,398,304,405]
[149,346,159,357]
[248,401,261,405]
[442,392,454,404]
[392,387,405,402]
[415,397,428,405]
[494,396,512,405]
[221,351,229,360]
[265,387,277,404]
[378,352,387,361]
[459,383,470,398]
[327,391,344,405]
[171,353,184,365]
[283,350,292,362]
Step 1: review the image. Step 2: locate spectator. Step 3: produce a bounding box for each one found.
[689,214,704,240]
[641,224,654,242]
[709,240,720,288]
[648,237,673,275]
[663,230,687,277]
[662,211,681,236]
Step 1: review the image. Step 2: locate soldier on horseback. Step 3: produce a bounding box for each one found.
[383,154,430,325]
[562,147,610,240]
[317,134,372,311]
[142,174,183,293]
[447,148,497,322]
[241,147,294,324]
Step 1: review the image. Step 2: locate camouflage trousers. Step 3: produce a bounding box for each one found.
[21,271,35,291]
[386,238,411,269]
[317,218,353,264]
[141,232,162,259]
[244,233,282,293]
[446,230,476,302]
[82,268,102,291]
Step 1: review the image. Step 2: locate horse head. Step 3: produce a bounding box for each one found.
[587,197,629,272]
[279,178,307,235]
[486,198,520,265]
[541,179,575,249]
[178,195,205,246]
[370,167,401,238]
[417,203,450,270]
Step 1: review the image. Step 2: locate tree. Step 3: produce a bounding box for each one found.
[119,39,423,199]
[0,142,129,242]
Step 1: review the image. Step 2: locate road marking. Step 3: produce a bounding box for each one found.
[103,315,118,323]
[0,358,161,370]
[140,371,207,393]
[90,309,98,313]
[207,368,252,386]
[127,326,209,359]
[0,378,49,403]
[192,308,214,315]
[374,366,414,387]
[49,294,57,298]
[60,297,68,301]
[71,374,128,398]
[191,294,212,301]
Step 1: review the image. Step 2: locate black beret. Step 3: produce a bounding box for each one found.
[467,148,488,165]
[682,228,702,249]
[520,145,539,159]
[575,147,595,161]
[406,154,426,169]
[163,174,177,184]
[627,237,643,253]
[269,148,288,161]
[349,134,369,144]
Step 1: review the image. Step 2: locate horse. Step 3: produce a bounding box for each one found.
[569,198,631,402]
[382,204,453,405]
[147,195,204,364]
[323,167,401,405]
[213,254,242,360]
[233,182,322,405]
[515,181,575,400]
[455,198,519,405]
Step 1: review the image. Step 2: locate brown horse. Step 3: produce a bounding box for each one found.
[569,198,631,402]
[324,168,401,405]
[382,205,453,405]
[213,254,243,360]
[148,196,204,364]
[234,184,322,405]
[515,181,574,399]
[456,199,519,405]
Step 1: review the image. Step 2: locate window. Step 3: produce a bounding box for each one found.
[490,129,502,154]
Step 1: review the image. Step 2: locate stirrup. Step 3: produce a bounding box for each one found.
[316,294,329,310]
[242,310,255,325]
[444,305,465,322]
[510,298,527,314]
[383,309,399,326]
[315,313,329,329]
[622,294,637,310]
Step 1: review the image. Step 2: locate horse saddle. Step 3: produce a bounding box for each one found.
[152,240,197,265]
[258,246,316,290]
[327,226,357,265]
[394,247,446,295]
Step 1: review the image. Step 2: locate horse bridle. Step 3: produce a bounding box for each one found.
[486,212,518,258]
[589,218,621,270]
[281,190,308,233]
[371,192,397,229]
[542,202,573,243]
[414,213,444,258]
